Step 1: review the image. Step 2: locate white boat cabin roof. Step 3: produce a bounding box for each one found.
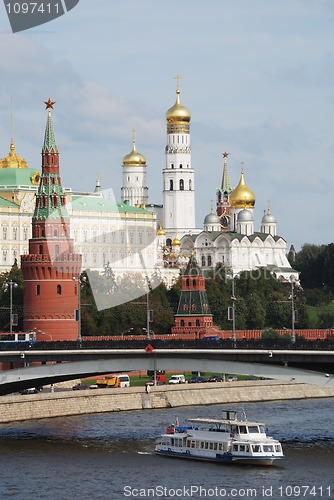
[187,418,265,427]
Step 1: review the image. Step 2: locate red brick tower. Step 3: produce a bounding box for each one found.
[21,99,82,341]
[171,254,213,338]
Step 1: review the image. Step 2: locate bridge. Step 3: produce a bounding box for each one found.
[0,347,333,395]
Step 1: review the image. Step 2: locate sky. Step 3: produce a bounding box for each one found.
[0,0,334,250]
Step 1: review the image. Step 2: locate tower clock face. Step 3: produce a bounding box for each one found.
[221,215,230,229]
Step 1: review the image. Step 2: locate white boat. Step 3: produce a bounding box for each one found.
[155,409,284,466]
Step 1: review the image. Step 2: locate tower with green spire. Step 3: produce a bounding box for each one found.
[216,152,232,231]
[21,99,82,342]
[172,254,213,338]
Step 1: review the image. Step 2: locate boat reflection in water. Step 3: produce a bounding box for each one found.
[155,409,284,466]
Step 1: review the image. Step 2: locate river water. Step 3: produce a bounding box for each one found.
[0,398,333,500]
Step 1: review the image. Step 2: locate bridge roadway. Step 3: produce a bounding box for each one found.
[0,348,333,395]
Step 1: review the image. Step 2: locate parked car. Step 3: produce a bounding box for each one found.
[72,383,88,390]
[20,387,38,395]
[168,374,186,384]
[208,375,225,382]
[147,374,166,386]
[227,376,238,382]
[89,384,99,389]
[188,376,209,384]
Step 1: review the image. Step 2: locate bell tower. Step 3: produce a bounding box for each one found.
[21,99,82,341]
[163,77,196,238]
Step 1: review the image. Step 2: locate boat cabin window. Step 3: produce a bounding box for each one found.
[263,445,274,453]
[232,444,239,451]
[238,426,247,434]
[259,425,266,433]
[275,445,281,452]
[248,426,259,433]
[252,445,261,453]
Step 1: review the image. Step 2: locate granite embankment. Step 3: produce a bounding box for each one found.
[1,380,334,423]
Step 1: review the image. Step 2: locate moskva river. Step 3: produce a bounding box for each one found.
[0,398,333,500]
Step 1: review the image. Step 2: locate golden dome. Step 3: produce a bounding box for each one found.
[0,140,28,169]
[229,170,255,208]
[122,141,146,166]
[166,89,191,124]
[157,226,166,236]
[172,236,181,246]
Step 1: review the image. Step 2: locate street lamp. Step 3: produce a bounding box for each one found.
[32,327,53,341]
[290,275,296,344]
[226,270,236,346]
[73,275,86,346]
[4,280,18,333]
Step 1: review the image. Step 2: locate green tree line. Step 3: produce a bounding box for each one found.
[1,243,334,335]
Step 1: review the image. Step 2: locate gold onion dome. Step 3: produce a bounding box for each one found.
[166,89,191,123]
[172,236,181,246]
[157,226,166,236]
[229,170,255,208]
[0,140,28,169]
[122,141,146,166]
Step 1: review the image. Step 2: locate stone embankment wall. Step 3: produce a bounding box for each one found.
[1,380,334,424]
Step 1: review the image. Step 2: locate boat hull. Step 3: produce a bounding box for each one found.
[155,448,282,466]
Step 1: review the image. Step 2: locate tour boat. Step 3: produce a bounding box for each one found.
[155,409,284,466]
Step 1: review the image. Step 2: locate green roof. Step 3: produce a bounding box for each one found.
[0,196,19,208]
[43,111,57,152]
[71,195,153,215]
[0,168,40,188]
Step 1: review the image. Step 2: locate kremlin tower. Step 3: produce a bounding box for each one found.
[21,99,82,341]
[172,253,213,338]
[163,78,196,239]
[216,152,232,231]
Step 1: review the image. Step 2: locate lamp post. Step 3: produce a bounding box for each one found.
[290,275,296,344]
[226,270,236,346]
[146,288,151,341]
[33,327,53,341]
[73,275,86,346]
[4,280,18,333]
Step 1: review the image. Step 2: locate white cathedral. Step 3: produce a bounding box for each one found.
[0,84,297,283]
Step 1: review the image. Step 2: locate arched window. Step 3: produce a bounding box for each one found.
[180,320,185,327]
[54,229,58,237]
[36,284,40,295]
[39,244,43,254]
[201,256,206,266]
[169,179,173,190]
[196,320,200,327]
[186,278,190,287]
[208,255,212,266]
[57,284,62,295]
[192,279,196,287]
[179,164,183,169]
[179,179,184,191]
[189,179,192,190]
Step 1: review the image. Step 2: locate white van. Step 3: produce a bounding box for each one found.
[118,374,130,387]
[168,374,186,384]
